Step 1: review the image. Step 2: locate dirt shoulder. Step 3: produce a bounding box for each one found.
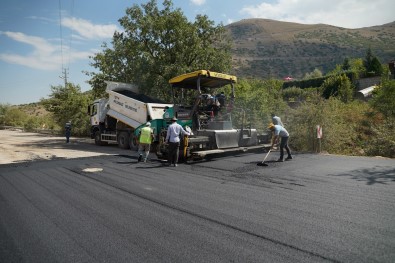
[0,129,133,164]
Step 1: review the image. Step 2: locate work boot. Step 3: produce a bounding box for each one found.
[286,156,293,160]
[138,154,142,162]
[173,163,178,167]
[277,158,284,162]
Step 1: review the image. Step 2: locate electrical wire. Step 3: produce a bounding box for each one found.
[58,0,75,86]
[58,0,64,74]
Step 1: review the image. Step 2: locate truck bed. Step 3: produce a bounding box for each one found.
[116,90,167,104]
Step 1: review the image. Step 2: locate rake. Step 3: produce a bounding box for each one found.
[257,149,271,166]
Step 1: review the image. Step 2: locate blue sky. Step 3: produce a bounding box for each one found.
[1,0,394,105]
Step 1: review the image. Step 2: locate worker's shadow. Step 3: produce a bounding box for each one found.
[136,165,164,169]
[116,154,155,165]
[115,155,187,169]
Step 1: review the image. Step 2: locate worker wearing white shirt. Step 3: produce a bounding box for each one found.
[165,116,190,167]
[269,123,292,162]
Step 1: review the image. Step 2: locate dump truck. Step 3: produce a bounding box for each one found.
[133,70,270,162]
[88,81,173,149]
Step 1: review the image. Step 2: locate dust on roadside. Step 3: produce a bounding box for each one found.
[0,129,133,164]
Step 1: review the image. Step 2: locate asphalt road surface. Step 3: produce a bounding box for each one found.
[1,151,394,262]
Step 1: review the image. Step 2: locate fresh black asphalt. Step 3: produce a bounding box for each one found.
[0,152,394,262]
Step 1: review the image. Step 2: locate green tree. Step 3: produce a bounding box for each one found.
[329,58,364,80]
[2,106,28,127]
[303,68,323,79]
[233,78,286,132]
[87,0,232,100]
[41,83,92,136]
[337,74,354,103]
[321,74,354,102]
[342,57,351,71]
[370,79,395,119]
[0,103,10,126]
[350,58,365,73]
[363,47,383,76]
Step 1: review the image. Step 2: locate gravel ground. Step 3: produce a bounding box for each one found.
[0,129,132,164]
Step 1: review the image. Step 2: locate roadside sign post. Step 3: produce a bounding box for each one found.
[316,125,322,153]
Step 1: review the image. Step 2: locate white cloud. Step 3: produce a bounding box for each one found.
[240,0,395,28]
[191,0,206,6]
[28,16,56,24]
[61,17,119,40]
[0,31,92,71]
[0,17,117,71]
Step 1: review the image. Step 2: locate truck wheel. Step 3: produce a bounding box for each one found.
[118,132,130,149]
[94,131,107,146]
[129,135,139,151]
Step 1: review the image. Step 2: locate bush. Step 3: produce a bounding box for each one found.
[286,97,369,155]
[360,113,395,158]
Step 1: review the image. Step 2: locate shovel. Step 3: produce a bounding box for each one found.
[257,149,271,166]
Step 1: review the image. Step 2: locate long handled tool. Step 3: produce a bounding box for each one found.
[257,149,271,166]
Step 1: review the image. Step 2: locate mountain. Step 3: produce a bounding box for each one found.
[226,19,395,79]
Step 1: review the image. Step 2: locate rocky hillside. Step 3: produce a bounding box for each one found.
[226,19,395,79]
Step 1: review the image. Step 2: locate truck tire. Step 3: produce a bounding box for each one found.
[129,135,139,151]
[118,132,130,149]
[94,131,107,146]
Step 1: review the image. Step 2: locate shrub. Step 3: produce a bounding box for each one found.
[286,97,369,155]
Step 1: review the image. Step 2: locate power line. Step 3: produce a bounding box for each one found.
[58,0,64,74]
[67,0,74,70]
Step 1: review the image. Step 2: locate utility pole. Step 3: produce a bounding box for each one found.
[60,68,68,87]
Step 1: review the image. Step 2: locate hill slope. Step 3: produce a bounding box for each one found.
[226,19,395,79]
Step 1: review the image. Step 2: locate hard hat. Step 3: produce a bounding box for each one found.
[171,116,177,121]
[268,123,275,129]
[146,122,151,126]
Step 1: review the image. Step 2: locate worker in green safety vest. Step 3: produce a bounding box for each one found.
[137,122,154,162]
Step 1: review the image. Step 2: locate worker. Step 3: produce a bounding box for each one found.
[137,122,154,162]
[205,95,220,117]
[165,116,190,167]
[216,92,226,108]
[271,113,284,127]
[268,123,293,162]
[65,121,72,143]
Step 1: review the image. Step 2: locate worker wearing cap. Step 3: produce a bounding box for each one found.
[271,113,284,127]
[165,116,190,167]
[137,122,154,162]
[268,123,292,162]
[65,121,72,143]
